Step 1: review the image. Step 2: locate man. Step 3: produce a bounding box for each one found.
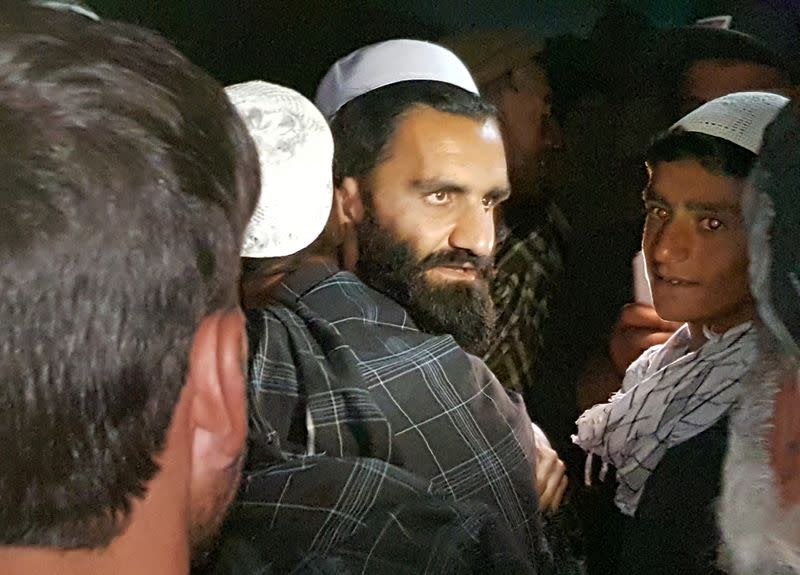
[0,3,260,574]
[664,13,794,116]
[719,97,800,575]
[201,80,539,575]
[235,40,574,572]
[440,29,570,439]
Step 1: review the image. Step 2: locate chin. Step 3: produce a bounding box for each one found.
[189,452,245,566]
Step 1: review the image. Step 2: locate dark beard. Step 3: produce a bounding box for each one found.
[355,209,495,356]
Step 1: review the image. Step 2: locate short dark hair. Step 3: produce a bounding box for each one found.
[645,129,757,180]
[330,80,496,185]
[0,4,259,548]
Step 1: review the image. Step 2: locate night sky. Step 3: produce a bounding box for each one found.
[88,0,722,96]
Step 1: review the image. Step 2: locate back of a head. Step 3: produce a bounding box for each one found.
[226,80,336,294]
[315,39,495,184]
[0,3,258,548]
[746,98,800,358]
[439,28,545,93]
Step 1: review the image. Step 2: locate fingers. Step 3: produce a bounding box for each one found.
[639,330,676,349]
[618,303,681,331]
[536,449,566,512]
[538,460,567,511]
[536,449,557,495]
[549,475,569,513]
[610,304,681,374]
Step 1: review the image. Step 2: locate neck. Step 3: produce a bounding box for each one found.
[242,254,336,309]
[687,302,756,350]
[0,394,193,575]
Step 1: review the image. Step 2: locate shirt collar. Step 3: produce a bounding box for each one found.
[273,259,342,304]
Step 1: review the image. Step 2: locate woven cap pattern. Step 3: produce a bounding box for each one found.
[226,81,334,258]
[672,91,789,153]
[315,39,479,121]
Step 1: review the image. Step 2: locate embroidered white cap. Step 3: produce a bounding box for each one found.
[672,91,789,154]
[226,81,334,258]
[33,0,100,20]
[315,39,479,120]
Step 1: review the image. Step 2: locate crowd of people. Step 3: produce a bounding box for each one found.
[1,1,800,574]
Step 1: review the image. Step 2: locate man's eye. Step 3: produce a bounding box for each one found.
[700,217,724,231]
[482,196,497,208]
[426,190,450,205]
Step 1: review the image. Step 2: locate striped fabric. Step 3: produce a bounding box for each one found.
[234,260,554,568]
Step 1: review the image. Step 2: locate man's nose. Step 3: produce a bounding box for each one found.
[449,204,495,257]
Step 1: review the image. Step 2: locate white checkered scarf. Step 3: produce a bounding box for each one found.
[574,322,758,515]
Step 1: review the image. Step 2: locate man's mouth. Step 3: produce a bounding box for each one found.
[428,264,479,281]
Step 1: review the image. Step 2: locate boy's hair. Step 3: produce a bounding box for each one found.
[0,4,259,548]
[645,129,757,179]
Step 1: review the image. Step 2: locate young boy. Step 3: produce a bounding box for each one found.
[573,91,789,575]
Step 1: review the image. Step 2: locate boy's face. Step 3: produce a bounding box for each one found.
[643,158,755,333]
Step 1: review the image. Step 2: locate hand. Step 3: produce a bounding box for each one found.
[608,303,680,376]
[536,441,568,513]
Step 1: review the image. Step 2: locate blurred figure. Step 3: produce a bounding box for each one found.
[0,3,259,574]
[441,29,569,441]
[663,14,793,116]
[719,97,800,575]
[574,92,788,575]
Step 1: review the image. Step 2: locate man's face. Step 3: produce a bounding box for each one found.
[496,60,562,191]
[643,159,754,333]
[681,58,788,115]
[355,106,510,354]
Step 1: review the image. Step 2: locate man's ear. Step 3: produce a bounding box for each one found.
[333,177,365,271]
[188,310,247,470]
[334,177,365,227]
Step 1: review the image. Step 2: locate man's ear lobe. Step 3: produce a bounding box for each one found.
[333,178,364,272]
[334,177,365,227]
[188,310,247,463]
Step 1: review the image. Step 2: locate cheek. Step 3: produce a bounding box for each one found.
[378,208,453,258]
[707,237,751,295]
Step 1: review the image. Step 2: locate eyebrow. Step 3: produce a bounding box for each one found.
[411,179,511,203]
[643,187,740,214]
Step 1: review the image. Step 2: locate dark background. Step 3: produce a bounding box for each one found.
[88,0,744,96]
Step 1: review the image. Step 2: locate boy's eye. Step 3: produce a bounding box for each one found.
[646,205,669,220]
[700,217,724,231]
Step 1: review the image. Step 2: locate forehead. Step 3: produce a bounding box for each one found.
[647,159,745,205]
[379,106,508,187]
[684,59,787,101]
[516,60,551,91]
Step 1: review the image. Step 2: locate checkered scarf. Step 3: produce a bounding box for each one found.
[574,322,758,515]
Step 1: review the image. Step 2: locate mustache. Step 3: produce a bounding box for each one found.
[419,250,494,278]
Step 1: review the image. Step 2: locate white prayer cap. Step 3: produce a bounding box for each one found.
[315,39,480,120]
[225,81,334,258]
[672,91,789,154]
